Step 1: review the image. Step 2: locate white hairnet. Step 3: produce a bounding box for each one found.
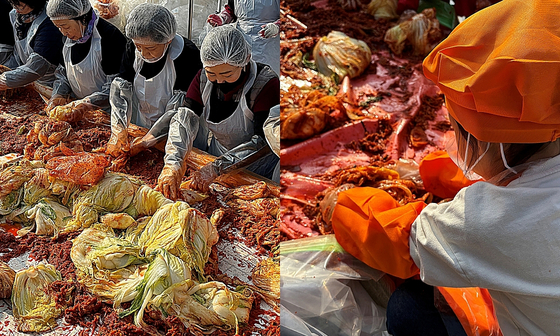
[46,0,91,20]
[125,4,176,44]
[200,24,251,68]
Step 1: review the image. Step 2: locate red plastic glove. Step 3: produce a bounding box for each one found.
[207,5,234,27]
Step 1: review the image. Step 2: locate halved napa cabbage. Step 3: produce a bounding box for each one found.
[64,173,135,232]
[71,223,149,300]
[137,202,218,279]
[117,249,191,327]
[12,263,62,332]
[19,198,72,237]
[0,261,15,298]
[150,279,253,335]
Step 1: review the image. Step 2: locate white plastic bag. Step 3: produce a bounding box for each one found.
[280,235,390,336]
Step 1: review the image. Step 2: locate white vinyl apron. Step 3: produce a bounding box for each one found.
[9,8,48,67]
[132,34,184,128]
[63,16,106,99]
[235,0,280,75]
[198,60,258,156]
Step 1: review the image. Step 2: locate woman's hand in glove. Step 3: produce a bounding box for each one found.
[319,184,356,226]
[259,20,280,38]
[106,128,130,158]
[46,95,72,112]
[129,137,147,157]
[190,163,218,193]
[157,165,183,201]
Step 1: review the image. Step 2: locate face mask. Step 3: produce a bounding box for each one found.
[212,68,246,93]
[446,133,488,181]
[136,43,169,64]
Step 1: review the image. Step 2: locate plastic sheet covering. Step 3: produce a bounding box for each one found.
[109,77,133,134]
[212,135,268,175]
[280,234,389,336]
[164,107,199,171]
[4,52,58,89]
[139,90,186,148]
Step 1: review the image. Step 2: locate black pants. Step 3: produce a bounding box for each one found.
[386,280,468,336]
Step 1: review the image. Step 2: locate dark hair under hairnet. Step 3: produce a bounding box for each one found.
[200,24,251,68]
[125,4,176,44]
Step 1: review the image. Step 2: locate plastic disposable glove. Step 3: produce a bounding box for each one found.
[129,136,148,157]
[207,5,234,27]
[0,74,8,91]
[46,95,72,112]
[319,184,356,226]
[156,165,183,201]
[106,126,129,158]
[259,20,280,38]
[190,163,218,193]
[70,99,98,115]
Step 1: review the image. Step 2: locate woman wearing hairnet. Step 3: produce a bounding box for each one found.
[319,0,560,335]
[207,0,280,75]
[157,24,279,200]
[44,0,126,117]
[1,0,64,98]
[105,4,202,161]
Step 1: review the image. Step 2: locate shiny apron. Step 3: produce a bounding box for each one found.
[9,8,53,98]
[132,34,184,128]
[9,8,48,66]
[63,17,106,99]
[235,0,280,75]
[198,60,257,156]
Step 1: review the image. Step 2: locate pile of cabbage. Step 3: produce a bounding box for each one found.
[0,158,254,334]
[313,31,372,81]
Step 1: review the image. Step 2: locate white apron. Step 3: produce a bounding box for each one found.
[198,60,258,156]
[132,34,184,128]
[9,8,48,66]
[235,0,280,75]
[63,16,106,99]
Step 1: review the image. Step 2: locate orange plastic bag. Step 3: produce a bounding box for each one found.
[332,187,427,278]
[437,287,502,336]
[419,150,478,199]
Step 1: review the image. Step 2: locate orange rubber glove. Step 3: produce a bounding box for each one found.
[419,150,480,199]
[332,187,427,279]
[438,287,503,336]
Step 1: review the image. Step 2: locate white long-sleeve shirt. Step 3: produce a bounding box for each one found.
[410,153,560,336]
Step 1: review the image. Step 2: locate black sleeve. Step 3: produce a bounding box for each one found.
[118,39,137,83]
[184,97,204,116]
[30,18,64,66]
[0,0,14,46]
[253,112,267,138]
[172,36,203,92]
[97,18,128,76]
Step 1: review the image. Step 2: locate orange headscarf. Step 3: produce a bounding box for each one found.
[423,0,560,144]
